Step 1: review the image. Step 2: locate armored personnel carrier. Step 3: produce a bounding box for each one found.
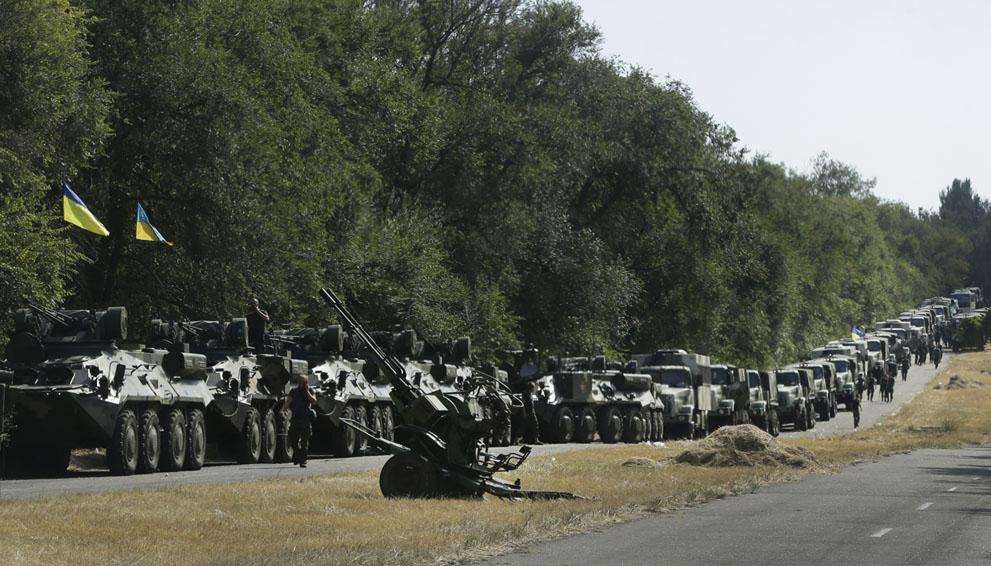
[147,319,307,464]
[269,326,388,458]
[530,355,661,444]
[2,304,211,476]
[631,349,712,439]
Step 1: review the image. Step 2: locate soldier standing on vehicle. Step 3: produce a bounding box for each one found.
[246,296,270,353]
[283,373,317,467]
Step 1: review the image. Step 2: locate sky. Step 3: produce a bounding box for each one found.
[576,0,991,210]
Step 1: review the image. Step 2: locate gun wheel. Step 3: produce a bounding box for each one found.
[380,453,440,498]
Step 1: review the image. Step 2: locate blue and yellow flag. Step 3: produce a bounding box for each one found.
[62,183,109,236]
[135,203,172,246]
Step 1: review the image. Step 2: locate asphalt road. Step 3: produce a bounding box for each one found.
[790,356,946,438]
[0,442,611,501]
[481,443,991,566]
[0,357,947,501]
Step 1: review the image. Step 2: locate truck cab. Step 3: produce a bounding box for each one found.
[634,349,712,439]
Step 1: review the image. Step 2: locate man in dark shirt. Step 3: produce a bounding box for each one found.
[283,373,317,467]
[246,297,269,352]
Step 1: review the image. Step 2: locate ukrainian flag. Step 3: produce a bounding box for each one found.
[62,183,109,236]
[135,203,172,246]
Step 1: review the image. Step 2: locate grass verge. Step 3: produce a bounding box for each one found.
[1,352,990,565]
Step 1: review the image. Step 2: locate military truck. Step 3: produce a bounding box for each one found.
[531,356,660,444]
[774,368,815,431]
[2,304,212,476]
[799,360,837,421]
[708,365,752,430]
[632,349,712,439]
[824,354,859,410]
[147,319,306,464]
[752,370,781,436]
[951,289,979,312]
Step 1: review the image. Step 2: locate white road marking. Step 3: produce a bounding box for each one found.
[917,502,933,510]
[871,528,893,538]
[947,486,958,492]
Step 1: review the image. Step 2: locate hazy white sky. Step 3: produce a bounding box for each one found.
[576,0,991,210]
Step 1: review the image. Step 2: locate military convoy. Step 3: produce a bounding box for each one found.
[0,286,982,479]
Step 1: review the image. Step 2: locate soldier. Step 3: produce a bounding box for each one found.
[932,344,943,369]
[283,373,317,467]
[502,347,542,444]
[866,363,878,401]
[849,389,861,428]
[900,356,910,381]
[855,374,866,403]
[245,296,270,353]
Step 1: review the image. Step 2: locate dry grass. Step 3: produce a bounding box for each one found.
[2,352,991,565]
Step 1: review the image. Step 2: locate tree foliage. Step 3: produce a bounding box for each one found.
[0,0,985,365]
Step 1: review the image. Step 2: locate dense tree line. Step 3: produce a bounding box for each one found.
[0,0,985,367]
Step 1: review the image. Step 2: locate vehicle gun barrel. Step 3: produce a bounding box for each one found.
[26,300,73,327]
[319,288,419,404]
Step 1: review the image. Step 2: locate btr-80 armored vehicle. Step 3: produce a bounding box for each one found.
[147,319,307,464]
[1,304,211,476]
[531,356,661,444]
[630,349,712,439]
[269,326,389,458]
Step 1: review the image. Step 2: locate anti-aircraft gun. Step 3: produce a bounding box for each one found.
[319,287,579,499]
[147,319,307,464]
[2,303,212,476]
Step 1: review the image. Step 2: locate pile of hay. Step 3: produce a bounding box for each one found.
[934,375,985,390]
[675,424,819,469]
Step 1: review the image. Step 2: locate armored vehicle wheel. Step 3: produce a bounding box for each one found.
[260,408,277,463]
[39,445,72,476]
[622,409,645,443]
[109,409,139,475]
[575,407,596,443]
[137,408,161,474]
[8,444,73,477]
[381,405,395,441]
[332,405,358,457]
[100,306,128,342]
[379,453,440,498]
[184,408,207,470]
[355,404,371,454]
[160,407,186,472]
[238,407,262,464]
[598,406,623,443]
[274,408,294,463]
[369,404,383,438]
[550,407,575,443]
